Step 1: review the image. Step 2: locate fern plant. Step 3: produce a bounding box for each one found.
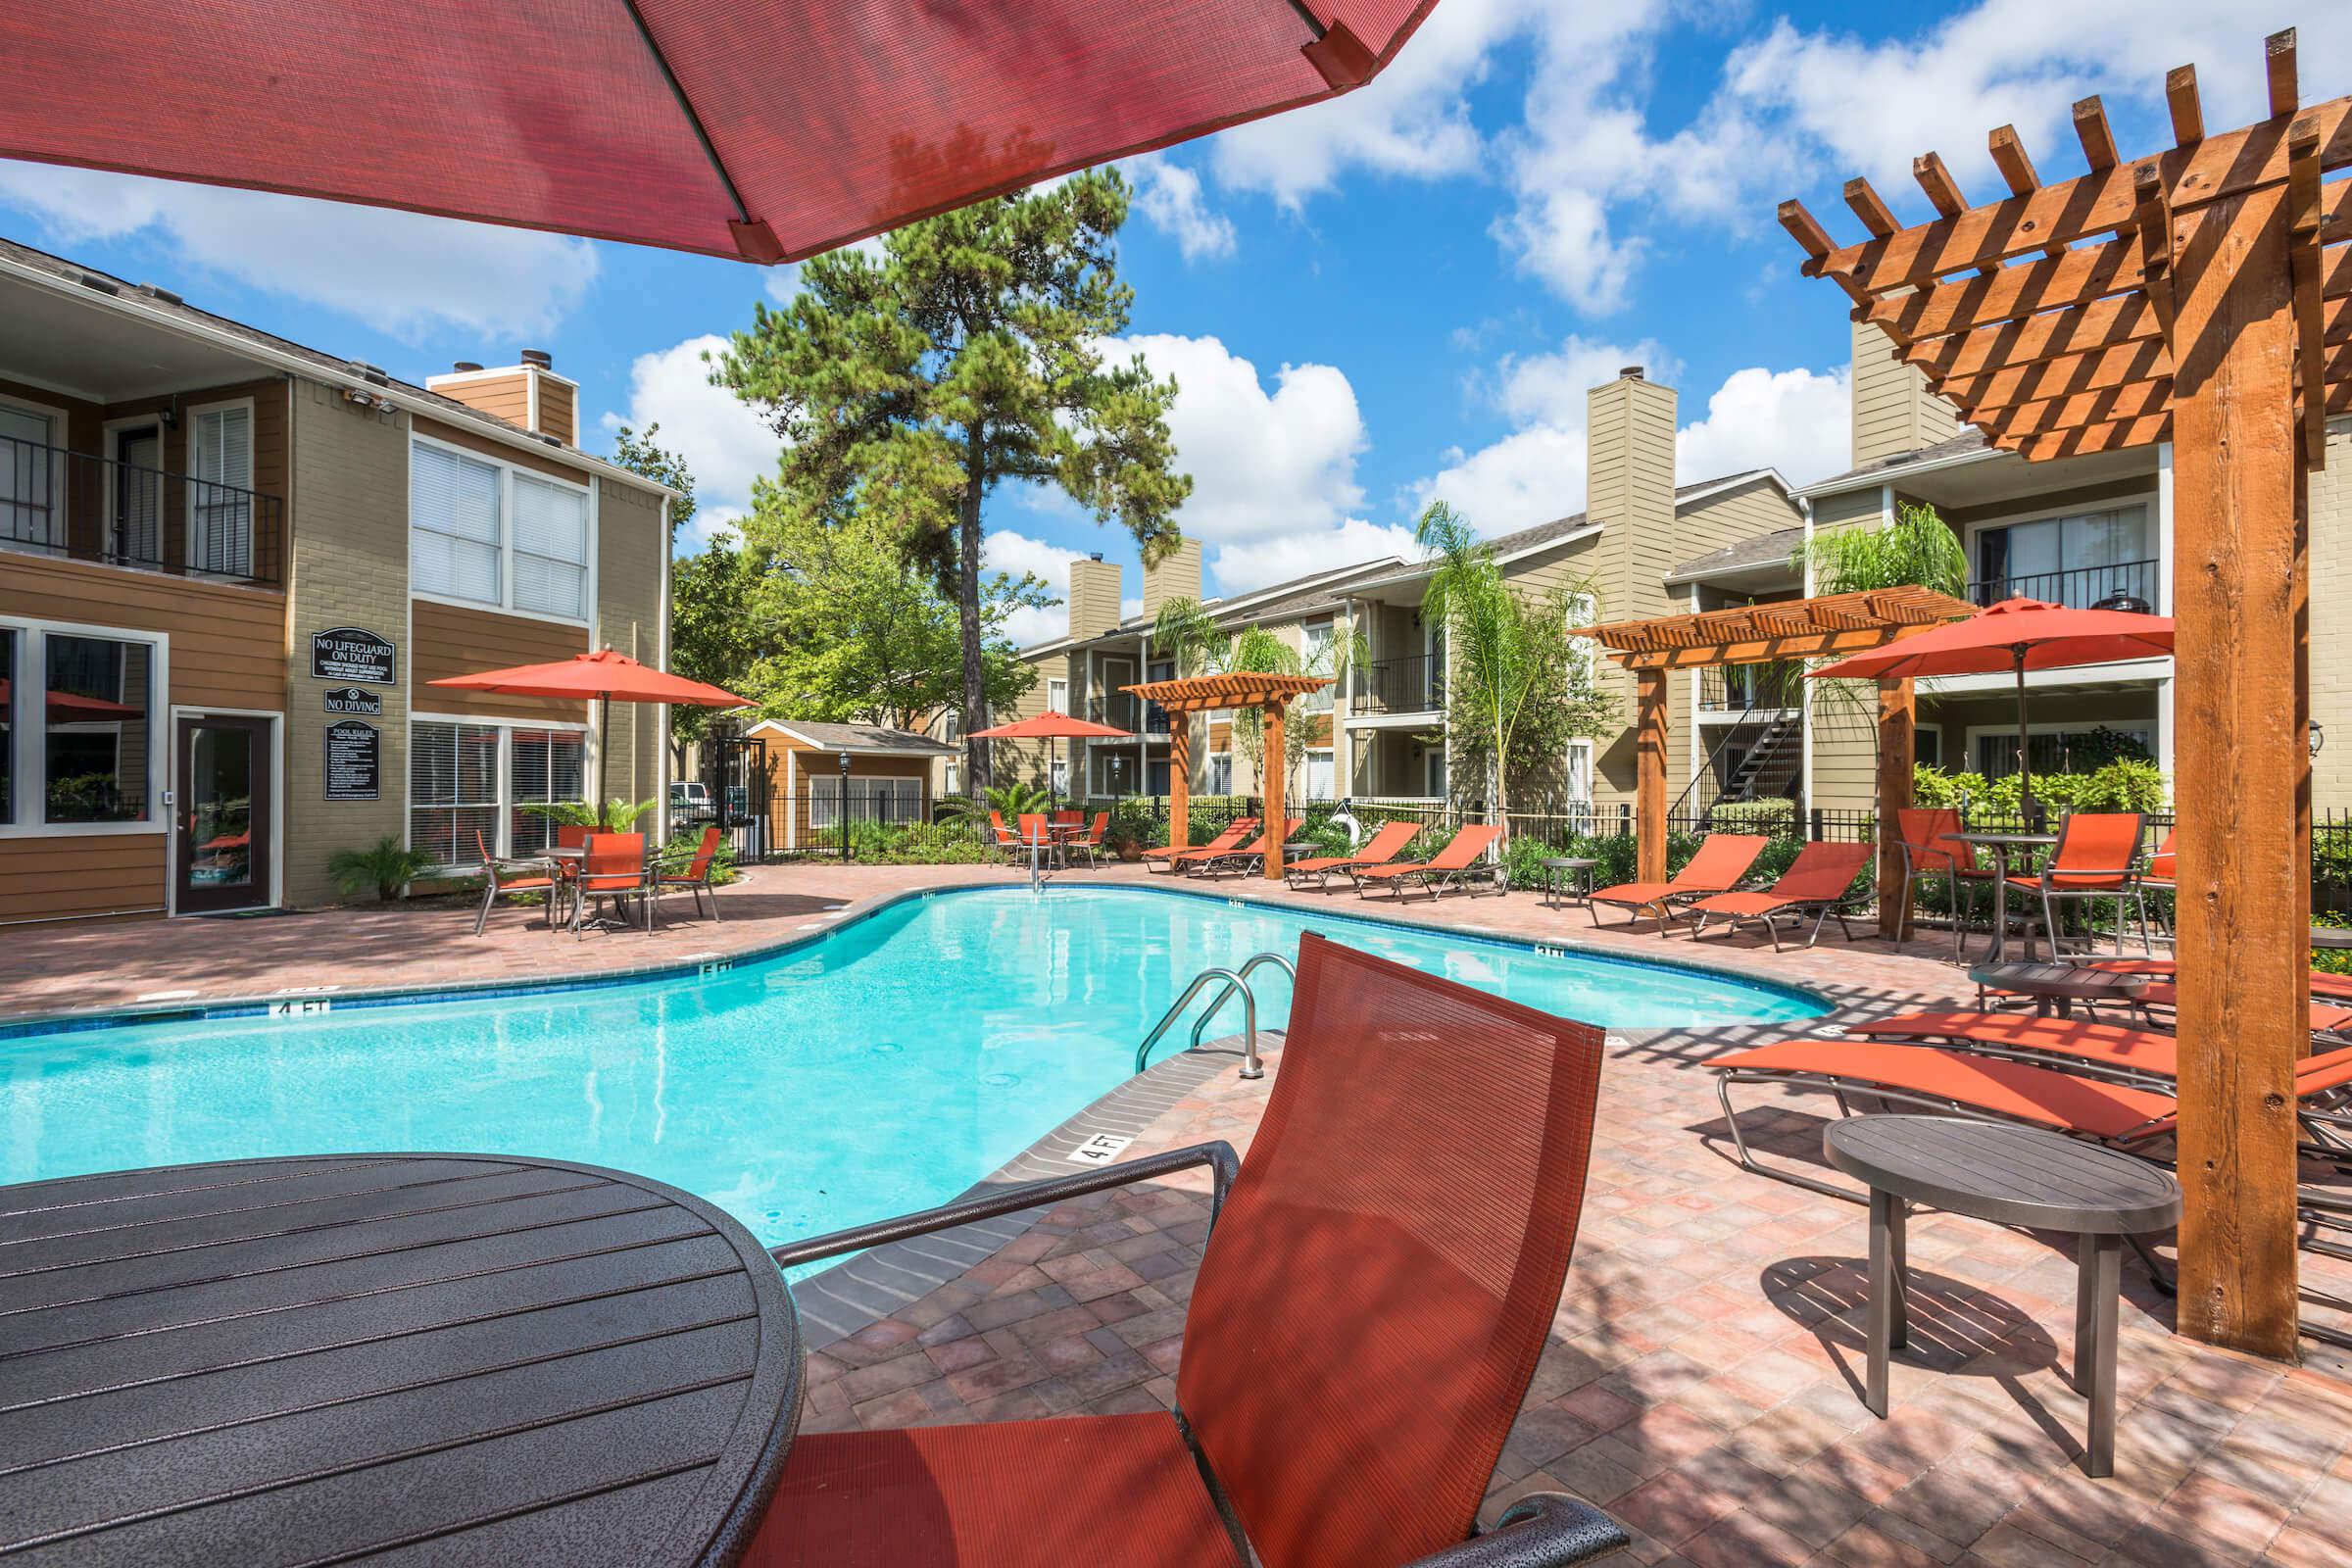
[327,835,436,902]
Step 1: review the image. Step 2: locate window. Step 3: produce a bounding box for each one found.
[1565,739,1593,811]
[944,760,961,795]
[1206,753,1232,794]
[1048,677,1068,716]
[1974,505,2153,609]
[1305,748,1334,800]
[1,401,61,550]
[510,728,587,857]
[1566,593,1597,686]
[809,772,923,827]
[187,401,255,576]
[410,720,503,867]
[1972,723,2154,781]
[1050,758,1069,799]
[43,634,152,824]
[1301,621,1335,711]
[411,438,592,620]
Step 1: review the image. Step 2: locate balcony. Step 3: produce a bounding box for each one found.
[1087,694,1145,734]
[1970,558,2158,613]
[2,435,284,587]
[1349,654,1445,716]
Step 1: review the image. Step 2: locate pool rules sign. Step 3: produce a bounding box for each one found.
[324,720,381,802]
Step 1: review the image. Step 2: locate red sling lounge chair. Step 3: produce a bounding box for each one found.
[1175,816,1304,878]
[747,933,1624,1568]
[2086,956,2352,1004]
[1683,841,1874,951]
[1284,817,1424,891]
[1142,816,1258,874]
[1587,833,1768,927]
[1353,822,1505,900]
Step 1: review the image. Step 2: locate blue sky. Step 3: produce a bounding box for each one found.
[0,2,2335,644]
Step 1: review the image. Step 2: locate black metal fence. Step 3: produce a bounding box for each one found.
[1969,558,2159,612]
[1349,654,1444,715]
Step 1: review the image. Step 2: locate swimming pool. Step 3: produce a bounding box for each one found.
[0,886,1824,1254]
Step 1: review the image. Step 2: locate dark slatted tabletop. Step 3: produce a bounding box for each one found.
[0,1153,802,1567]
[1824,1116,2181,1235]
[1969,962,2148,1003]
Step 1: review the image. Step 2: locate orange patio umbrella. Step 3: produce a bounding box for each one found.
[967,711,1133,811]
[429,649,748,826]
[1810,598,2175,825]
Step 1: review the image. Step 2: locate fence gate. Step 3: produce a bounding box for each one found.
[703,733,773,863]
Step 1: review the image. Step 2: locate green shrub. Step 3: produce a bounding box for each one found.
[2317,912,2352,977]
[327,835,435,902]
[1704,799,1799,838]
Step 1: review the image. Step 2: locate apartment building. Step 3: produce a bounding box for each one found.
[1005,368,1804,816]
[0,236,673,924]
[1672,318,2352,818]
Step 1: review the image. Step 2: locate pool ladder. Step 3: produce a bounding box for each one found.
[1134,952,1295,1081]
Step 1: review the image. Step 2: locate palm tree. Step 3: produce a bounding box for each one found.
[1151,599,1360,799]
[1800,500,1967,598]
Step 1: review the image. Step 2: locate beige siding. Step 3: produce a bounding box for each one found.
[1141,538,1202,620]
[1065,558,1122,641]
[594,476,668,809]
[1851,318,1960,466]
[2313,419,2352,812]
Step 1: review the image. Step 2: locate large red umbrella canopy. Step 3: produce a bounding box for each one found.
[1810,598,2176,822]
[429,649,747,825]
[968,712,1133,811]
[0,1,1436,264]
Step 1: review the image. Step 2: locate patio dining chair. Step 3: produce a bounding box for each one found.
[746,932,1623,1568]
[1069,809,1111,867]
[653,825,725,922]
[571,832,654,937]
[2010,811,2150,957]
[1894,808,1997,959]
[470,829,564,936]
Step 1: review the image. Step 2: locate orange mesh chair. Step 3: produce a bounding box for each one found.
[2010,811,2148,957]
[2088,956,2352,1004]
[654,825,725,921]
[1142,815,1257,874]
[1176,816,1304,878]
[1893,808,1998,958]
[1285,817,1423,891]
[1588,833,1768,927]
[469,829,563,936]
[1069,809,1112,868]
[1683,841,1873,951]
[571,832,653,937]
[748,933,1624,1568]
[1354,821,1506,900]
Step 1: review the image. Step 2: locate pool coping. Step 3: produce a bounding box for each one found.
[0,875,1833,1040]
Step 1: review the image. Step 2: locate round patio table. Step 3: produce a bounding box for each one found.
[1943,831,2057,962]
[0,1152,802,1566]
[1540,857,1599,909]
[1824,1115,2179,1479]
[1969,960,2149,1019]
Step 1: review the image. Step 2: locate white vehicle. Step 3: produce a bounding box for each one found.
[669,780,713,827]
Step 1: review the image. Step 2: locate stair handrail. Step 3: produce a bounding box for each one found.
[1134,951,1294,1081]
[1187,952,1297,1057]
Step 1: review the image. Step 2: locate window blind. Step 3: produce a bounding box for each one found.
[410,719,501,866]
[512,473,588,617]
[411,445,502,605]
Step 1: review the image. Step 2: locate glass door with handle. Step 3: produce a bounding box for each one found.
[176,715,271,913]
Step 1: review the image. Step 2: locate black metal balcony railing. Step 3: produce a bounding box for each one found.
[1087,694,1145,733]
[0,435,284,587]
[1349,654,1445,715]
[1699,662,1803,713]
[1970,558,2158,613]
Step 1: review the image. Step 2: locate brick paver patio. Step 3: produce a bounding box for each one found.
[5,859,2349,1563]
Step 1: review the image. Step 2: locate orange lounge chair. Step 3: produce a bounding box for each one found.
[1175,817,1304,878]
[1354,822,1504,900]
[1587,834,1768,927]
[1847,1010,2183,1081]
[1283,818,1423,891]
[1683,841,1873,951]
[654,825,725,921]
[1141,816,1257,874]
[2087,956,2352,1004]
[745,933,1624,1568]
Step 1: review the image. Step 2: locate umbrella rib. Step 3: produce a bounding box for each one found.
[616,0,756,228]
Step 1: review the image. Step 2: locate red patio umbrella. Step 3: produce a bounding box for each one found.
[429,649,748,826]
[0,2,1436,264]
[1810,597,2175,825]
[967,711,1133,811]
[0,678,144,723]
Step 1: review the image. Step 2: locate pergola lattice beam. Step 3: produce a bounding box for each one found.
[1571,587,1976,670]
[1121,671,1330,882]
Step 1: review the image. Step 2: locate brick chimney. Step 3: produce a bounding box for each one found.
[1066,553,1124,641]
[1142,537,1203,619]
[1849,318,1959,466]
[426,351,580,446]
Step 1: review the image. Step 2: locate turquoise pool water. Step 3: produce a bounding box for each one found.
[0,887,1823,1251]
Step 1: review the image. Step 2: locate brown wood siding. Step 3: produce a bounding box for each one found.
[536,380,576,444]
[0,837,168,925]
[427,373,530,428]
[411,415,581,483]
[410,600,590,722]
[0,553,286,710]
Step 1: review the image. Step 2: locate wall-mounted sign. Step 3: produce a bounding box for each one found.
[322,686,382,715]
[311,627,396,685]
[323,720,381,801]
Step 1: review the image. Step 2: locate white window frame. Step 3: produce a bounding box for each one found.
[1963,718,2157,780]
[1962,495,2158,607]
[1304,746,1335,801]
[0,392,70,555]
[0,613,169,839]
[409,432,596,627]
[1565,592,1597,686]
[1300,619,1335,712]
[407,711,593,870]
[1565,738,1594,811]
[1048,676,1069,716]
[183,395,257,576]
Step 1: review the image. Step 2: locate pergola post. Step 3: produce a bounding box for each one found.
[1262,702,1287,881]
[2171,181,2309,1360]
[1876,677,1916,941]
[1168,716,1192,852]
[1636,667,1668,885]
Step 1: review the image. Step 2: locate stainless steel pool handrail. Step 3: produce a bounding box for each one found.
[1134,951,1292,1081]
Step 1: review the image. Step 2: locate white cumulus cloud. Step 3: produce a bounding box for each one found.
[0,162,598,340]
[1129,157,1237,263]
[600,335,781,553]
[984,530,1091,647]
[1209,518,1422,598]
[1676,366,1851,491]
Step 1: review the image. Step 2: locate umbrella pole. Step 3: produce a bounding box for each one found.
[597,693,612,829]
[2012,647,2035,830]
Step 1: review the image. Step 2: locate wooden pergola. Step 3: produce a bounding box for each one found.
[1124,672,1333,881]
[1573,586,1976,908]
[1779,27,2345,1360]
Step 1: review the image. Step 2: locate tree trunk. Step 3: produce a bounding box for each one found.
[957,430,990,797]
